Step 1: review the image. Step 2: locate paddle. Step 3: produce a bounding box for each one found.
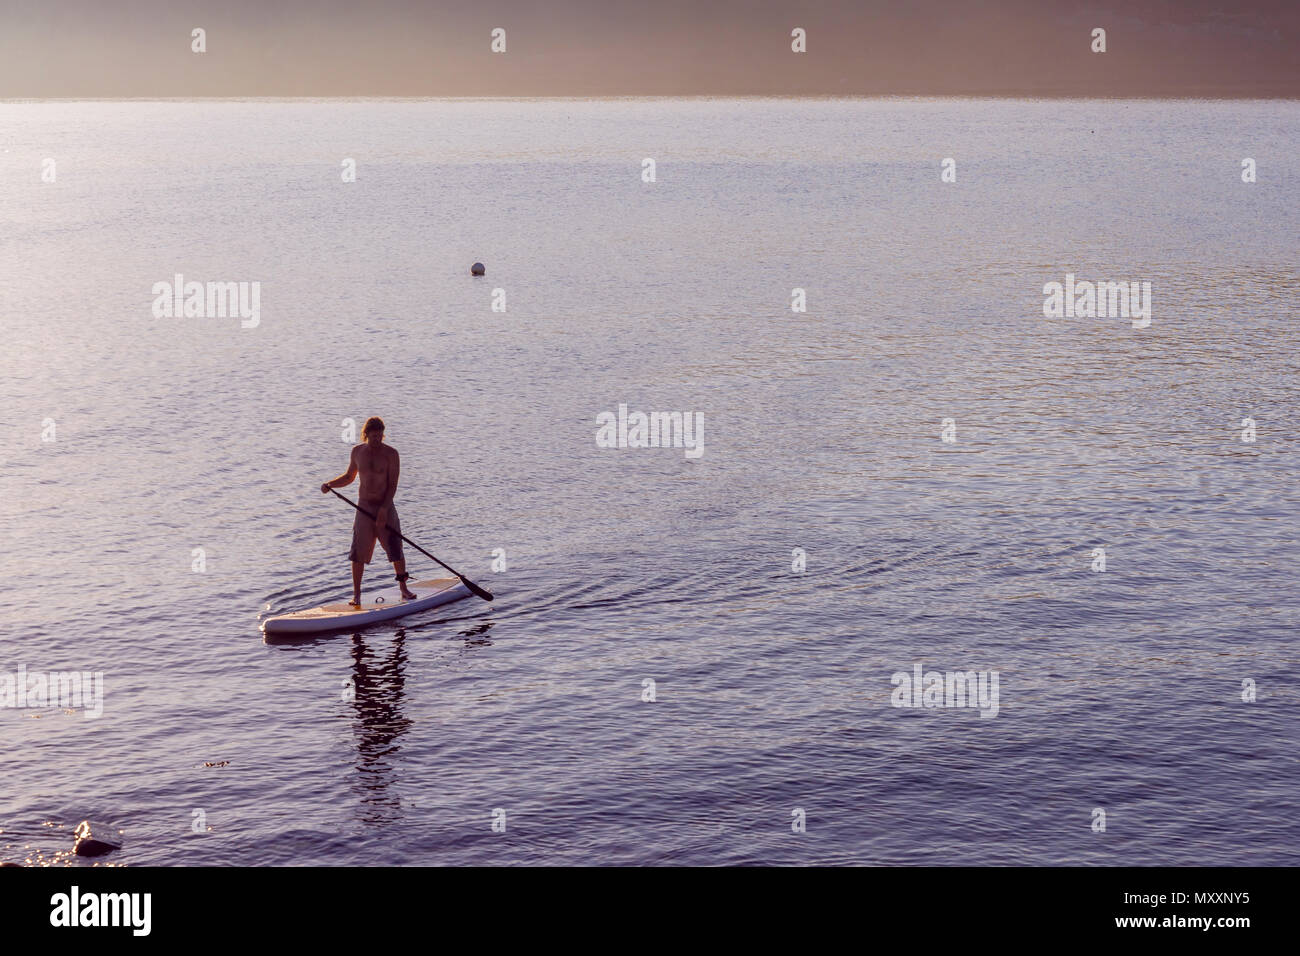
[329,489,494,602]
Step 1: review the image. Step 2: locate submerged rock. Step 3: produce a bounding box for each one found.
[73,820,122,857]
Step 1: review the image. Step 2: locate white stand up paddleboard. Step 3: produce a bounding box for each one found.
[263,577,471,635]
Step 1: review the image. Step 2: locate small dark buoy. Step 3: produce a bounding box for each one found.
[73,820,122,857]
[470,262,485,276]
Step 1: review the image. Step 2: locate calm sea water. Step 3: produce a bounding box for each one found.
[1,98,1297,866]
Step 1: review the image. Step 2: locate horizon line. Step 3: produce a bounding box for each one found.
[5,93,1298,104]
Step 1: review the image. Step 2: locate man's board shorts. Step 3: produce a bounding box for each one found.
[348,503,405,564]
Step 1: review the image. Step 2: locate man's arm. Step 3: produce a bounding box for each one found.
[374,450,399,527]
[319,448,359,493]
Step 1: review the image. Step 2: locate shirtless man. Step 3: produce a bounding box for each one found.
[320,416,418,606]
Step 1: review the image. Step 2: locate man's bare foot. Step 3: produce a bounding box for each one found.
[399,584,417,600]
[349,598,362,608]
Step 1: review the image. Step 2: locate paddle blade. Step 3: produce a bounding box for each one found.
[461,577,494,601]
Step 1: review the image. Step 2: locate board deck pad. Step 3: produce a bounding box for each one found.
[263,577,472,634]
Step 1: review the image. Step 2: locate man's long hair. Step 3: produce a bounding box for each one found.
[362,416,385,441]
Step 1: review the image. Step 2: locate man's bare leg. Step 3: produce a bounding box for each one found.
[351,561,365,607]
[393,559,417,600]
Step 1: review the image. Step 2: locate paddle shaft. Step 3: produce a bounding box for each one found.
[329,489,493,601]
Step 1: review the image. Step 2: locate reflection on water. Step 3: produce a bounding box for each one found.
[348,631,412,826]
[456,622,494,647]
[344,622,495,827]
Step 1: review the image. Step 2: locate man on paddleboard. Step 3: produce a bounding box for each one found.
[320,417,418,606]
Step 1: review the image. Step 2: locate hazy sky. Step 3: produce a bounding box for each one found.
[2,0,1297,97]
